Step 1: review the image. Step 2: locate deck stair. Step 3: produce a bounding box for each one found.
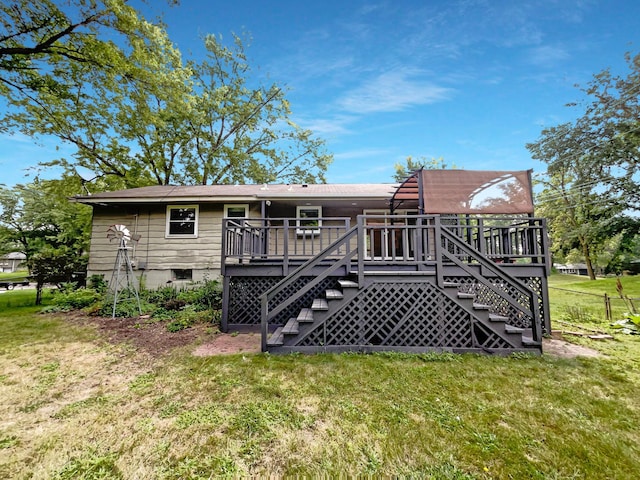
[258,215,545,355]
[267,279,359,348]
[441,281,540,352]
[267,276,541,353]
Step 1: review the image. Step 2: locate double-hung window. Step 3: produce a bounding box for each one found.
[296,206,322,235]
[166,205,198,238]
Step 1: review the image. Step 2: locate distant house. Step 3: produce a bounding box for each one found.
[555,263,589,276]
[74,169,550,355]
[0,252,26,273]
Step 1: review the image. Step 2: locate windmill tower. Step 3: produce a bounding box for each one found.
[106,224,142,318]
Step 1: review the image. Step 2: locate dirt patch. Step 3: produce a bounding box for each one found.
[542,337,603,359]
[62,312,214,357]
[61,312,261,357]
[193,332,261,356]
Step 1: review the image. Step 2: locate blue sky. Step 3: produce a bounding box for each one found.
[1,0,639,186]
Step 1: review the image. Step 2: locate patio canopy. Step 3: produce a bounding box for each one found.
[391,169,534,215]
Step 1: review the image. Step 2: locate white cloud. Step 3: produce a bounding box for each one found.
[333,148,392,160]
[527,45,570,67]
[338,69,452,114]
[300,115,356,137]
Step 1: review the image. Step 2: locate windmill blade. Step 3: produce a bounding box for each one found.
[107,224,132,244]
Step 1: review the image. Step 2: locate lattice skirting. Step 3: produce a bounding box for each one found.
[227,276,338,325]
[296,281,513,349]
[445,275,547,332]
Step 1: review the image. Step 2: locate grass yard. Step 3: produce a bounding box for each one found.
[548,274,640,322]
[1,277,640,478]
[0,270,29,280]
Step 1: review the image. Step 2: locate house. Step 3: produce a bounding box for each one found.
[554,263,590,276]
[0,252,26,273]
[74,169,550,355]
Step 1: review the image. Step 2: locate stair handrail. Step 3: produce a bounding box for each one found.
[260,225,359,351]
[440,226,541,342]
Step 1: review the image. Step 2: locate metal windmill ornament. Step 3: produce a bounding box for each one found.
[106,224,141,318]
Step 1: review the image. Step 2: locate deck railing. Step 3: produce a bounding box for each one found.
[224,215,548,271]
[222,217,351,274]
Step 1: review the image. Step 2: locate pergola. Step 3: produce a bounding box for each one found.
[390,169,535,215]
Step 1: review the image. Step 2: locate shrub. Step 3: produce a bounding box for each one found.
[143,286,178,304]
[88,275,108,293]
[52,288,102,311]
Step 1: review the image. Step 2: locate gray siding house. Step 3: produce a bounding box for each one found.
[75,170,550,355]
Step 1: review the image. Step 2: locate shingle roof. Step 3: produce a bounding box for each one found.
[74,183,398,204]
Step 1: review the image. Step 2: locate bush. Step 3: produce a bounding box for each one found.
[88,275,108,293]
[143,286,178,305]
[52,288,102,311]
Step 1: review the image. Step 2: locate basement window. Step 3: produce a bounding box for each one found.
[172,269,192,281]
[166,205,198,238]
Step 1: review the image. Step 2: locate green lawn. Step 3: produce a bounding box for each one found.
[548,274,640,323]
[0,269,29,280]
[1,277,639,478]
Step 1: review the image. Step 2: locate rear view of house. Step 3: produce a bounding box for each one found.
[75,169,550,355]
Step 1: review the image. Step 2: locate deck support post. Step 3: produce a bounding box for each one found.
[261,295,268,352]
[357,215,365,288]
[221,275,231,333]
[434,216,444,288]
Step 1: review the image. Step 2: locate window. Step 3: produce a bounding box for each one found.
[166,205,198,237]
[172,269,192,281]
[224,204,249,218]
[296,206,322,235]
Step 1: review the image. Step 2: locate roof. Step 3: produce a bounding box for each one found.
[1,252,26,260]
[73,183,398,205]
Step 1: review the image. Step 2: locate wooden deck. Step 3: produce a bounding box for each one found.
[221,214,550,354]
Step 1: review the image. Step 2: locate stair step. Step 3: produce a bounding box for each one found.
[267,326,284,346]
[297,308,314,322]
[338,279,358,288]
[312,298,329,310]
[489,314,509,323]
[473,303,490,310]
[443,281,458,288]
[325,289,344,300]
[282,318,299,335]
[522,336,541,347]
[505,325,525,334]
[458,292,475,299]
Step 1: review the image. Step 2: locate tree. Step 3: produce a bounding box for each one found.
[1,1,331,188]
[527,52,640,278]
[572,52,640,211]
[392,156,456,182]
[0,176,91,303]
[532,149,624,279]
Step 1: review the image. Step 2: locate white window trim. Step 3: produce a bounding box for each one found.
[296,205,322,235]
[224,204,249,219]
[166,205,199,238]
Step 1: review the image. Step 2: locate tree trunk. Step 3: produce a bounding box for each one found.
[581,240,597,280]
[35,281,43,305]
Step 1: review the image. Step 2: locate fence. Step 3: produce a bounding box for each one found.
[549,286,638,321]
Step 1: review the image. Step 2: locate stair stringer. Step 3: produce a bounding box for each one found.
[269,275,538,354]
